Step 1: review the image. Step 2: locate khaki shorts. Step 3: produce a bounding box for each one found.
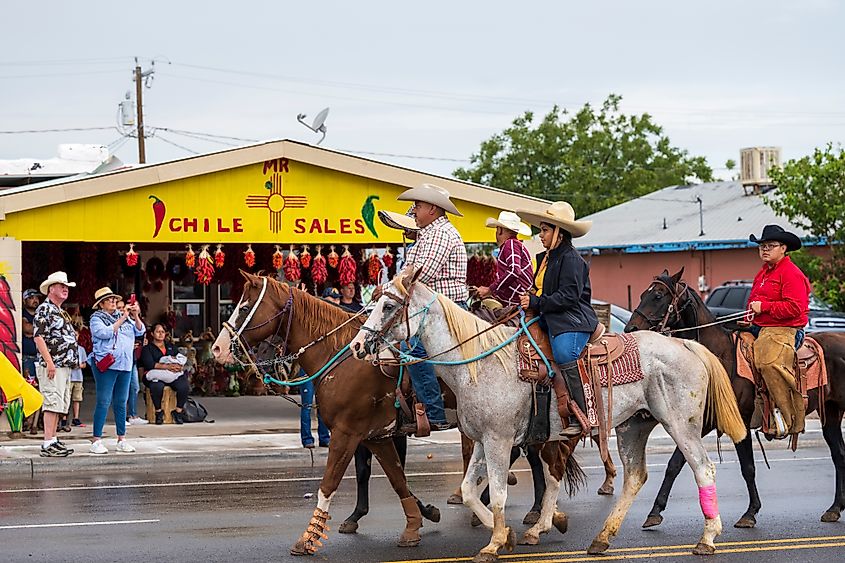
[35,365,72,414]
[70,381,84,403]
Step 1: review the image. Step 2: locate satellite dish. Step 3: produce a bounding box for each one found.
[296,107,330,145]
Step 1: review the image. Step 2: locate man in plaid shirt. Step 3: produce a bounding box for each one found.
[396,184,467,433]
[476,211,534,307]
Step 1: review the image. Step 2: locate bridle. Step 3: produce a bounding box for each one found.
[632,278,694,335]
[361,281,435,352]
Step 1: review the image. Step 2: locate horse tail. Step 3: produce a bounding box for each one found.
[682,340,747,444]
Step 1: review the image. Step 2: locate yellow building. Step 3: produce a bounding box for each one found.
[0,140,547,362]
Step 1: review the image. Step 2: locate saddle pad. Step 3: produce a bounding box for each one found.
[735,332,827,392]
[803,337,828,391]
[592,333,644,387]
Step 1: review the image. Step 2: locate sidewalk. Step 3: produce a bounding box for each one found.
[0,394,837,476]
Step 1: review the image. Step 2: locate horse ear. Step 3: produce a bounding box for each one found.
[672,267,685,282]
[240,269,261,287]
[410,265,424,285]
[661,269,670,277]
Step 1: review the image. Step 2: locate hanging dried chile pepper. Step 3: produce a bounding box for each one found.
[214,244,225,268]
[300,245,312,269]
[195,245,215,285]
[125,243,139,267]
[327,245,339,269]
[311,245,328,285]
[367,252,382,284]
[244,244,256,268]
[338,245,357,286]
[272,245,284,271]
[283,245,301,281]
[185,244,196,268]
[382,246,394,269]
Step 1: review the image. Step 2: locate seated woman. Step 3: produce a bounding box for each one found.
[140,324,190,424]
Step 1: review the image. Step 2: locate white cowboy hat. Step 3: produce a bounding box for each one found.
[378,210,419,232]
[397,183,463,217]
[516,201,592,238]
[92,287,119,309]
[39,271,76,295]
[485,211,532,236]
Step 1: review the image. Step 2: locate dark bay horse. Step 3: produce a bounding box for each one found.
[627,268,845,527]
[212,272,439,555]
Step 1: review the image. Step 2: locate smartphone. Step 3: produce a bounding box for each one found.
[129,293,136,305]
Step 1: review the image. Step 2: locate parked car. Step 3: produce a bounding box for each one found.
[592,299,632,334]
[704,280,845,333]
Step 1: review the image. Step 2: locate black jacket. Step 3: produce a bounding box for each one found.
[528,245,598,337]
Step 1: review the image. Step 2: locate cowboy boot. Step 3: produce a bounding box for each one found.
[560,361,587,437]
[552,372,579,437]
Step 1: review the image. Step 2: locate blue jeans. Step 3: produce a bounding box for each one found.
[403,338,447,424]
[748,325,805,349]
[299,374,330,447]
[550,331,591,366]
[126,365,140,418]
[91,365,131,438]
[22,355,37,380]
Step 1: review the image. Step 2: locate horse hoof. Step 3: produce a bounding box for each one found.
[597,483,614,495]
[552,512,568,534]
[734,515,756,528]
[398,532,421,548]
[821,510,841,523]
[447,493,463,505]
[472,553,497,563]
[642,514,663,528]
[507,471,518,486]
[338,520,358,534]
[289,540,311,556]
[422,504,441,523]
[518,532,540,546]
[470,513,482,527]
[587,539,609,555]
[693,542,716,555]
[505,527,517,552]
[522,510,541,526]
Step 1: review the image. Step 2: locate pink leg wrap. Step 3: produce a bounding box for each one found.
[698,484,719,519]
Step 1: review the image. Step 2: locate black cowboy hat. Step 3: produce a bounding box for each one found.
[749,224,802,252]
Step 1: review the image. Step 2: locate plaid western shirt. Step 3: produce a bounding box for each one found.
[489,237,534,306]
[406,215,468,304]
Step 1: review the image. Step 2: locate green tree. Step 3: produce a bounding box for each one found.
[725,159,736,170]
[767,144,845,309]
[453,94,714,216]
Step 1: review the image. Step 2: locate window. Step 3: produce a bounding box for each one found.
[721,288,748,311]
[218,282,235,329]
[171,258,205,338]
[706,288,727,308]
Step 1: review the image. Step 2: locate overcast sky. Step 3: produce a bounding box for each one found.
[1,1,842,179]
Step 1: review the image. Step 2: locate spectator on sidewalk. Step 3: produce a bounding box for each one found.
[21,288,41,380]
[140,324,190,425]
[297,362,330,449]
[68,328,87,428]
[339,282,363,313]
[321,286,341,305]
[32,272,78,457]
[115,297,148,426]
[89,287,145,454]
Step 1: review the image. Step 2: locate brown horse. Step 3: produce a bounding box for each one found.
[627,268,845,526]
[212,272,437,555]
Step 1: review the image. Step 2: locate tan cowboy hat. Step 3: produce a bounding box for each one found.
[397,183,463,217]
[378,210,419,232]
[39,271,76,295]
[516,201,592,238]
[485,211,532,236]
[92,287,119,309]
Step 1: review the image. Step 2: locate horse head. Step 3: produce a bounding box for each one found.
[625,267,691,333]
[212,270,292,365]
[351,265,427,359]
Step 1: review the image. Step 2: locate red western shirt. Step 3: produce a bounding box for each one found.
[747,255,811,327]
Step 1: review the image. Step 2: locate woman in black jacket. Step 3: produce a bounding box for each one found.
[140,324,190,425]
[517,202,598,437]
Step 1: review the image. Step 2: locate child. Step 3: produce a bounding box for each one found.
[69,329,87,427]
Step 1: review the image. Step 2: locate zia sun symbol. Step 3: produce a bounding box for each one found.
[245,173,307,233]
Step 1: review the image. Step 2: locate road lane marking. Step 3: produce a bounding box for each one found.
[0,519,160,530]
[384,534,845,563]
[0,455,831,494]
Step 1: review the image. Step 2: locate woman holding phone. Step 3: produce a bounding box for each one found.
[89,287,146,454]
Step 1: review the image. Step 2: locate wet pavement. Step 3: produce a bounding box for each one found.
[1,442,843,562]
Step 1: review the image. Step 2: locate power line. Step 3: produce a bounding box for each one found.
[0,69,127,79]
[0,57,132,67]
[155,134,198,154]
[0,126,117,134]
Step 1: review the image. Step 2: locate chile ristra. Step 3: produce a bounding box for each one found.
[149,195,166,238]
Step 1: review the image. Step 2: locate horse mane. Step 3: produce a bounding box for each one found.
[264,278,357,352]
[392,274,510,382]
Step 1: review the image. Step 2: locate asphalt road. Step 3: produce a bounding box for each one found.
[1,443,844,563]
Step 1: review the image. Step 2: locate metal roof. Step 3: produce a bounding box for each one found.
[575,181,815,253]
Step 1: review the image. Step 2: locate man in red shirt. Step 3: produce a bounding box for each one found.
[747,224,811,438]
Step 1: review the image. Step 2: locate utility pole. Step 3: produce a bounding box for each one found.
[133,57,155,164]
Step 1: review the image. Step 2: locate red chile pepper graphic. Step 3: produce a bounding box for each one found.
[149,195,166,238]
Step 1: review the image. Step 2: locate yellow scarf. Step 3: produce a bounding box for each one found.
[535,259,547,296]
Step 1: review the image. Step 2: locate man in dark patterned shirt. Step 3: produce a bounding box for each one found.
[33,271,78,457]
[475,211,534,307]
